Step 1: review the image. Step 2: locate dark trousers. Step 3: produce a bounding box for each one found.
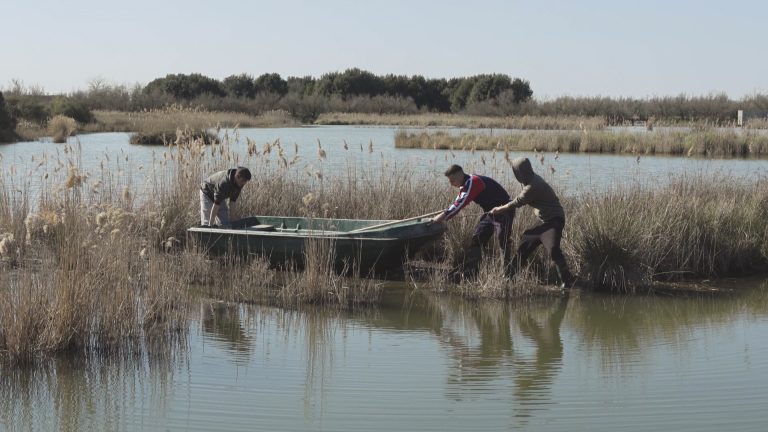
[514,217,572,285]
[463,212,514,276]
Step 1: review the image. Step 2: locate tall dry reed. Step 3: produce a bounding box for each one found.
[316,112,606,130]
[47,115,77,143]
[395,129,768,158]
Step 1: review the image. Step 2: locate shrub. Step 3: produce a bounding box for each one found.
[0,91,16,142]
[50,97,93,124]
[5,96,50,124]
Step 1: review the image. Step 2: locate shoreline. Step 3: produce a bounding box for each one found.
[6,110,768,159]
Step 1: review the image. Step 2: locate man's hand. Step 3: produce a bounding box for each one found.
[490,205,508,216]
[431,212,447,224]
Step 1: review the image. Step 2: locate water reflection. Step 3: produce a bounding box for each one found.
[2,283,767,431]
[201,302,253,358]
[418,294,569,425]
[566,282,768,372]
[0,353,184,431]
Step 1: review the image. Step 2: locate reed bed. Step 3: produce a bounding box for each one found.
[395,129,768,158]
[89,107,299,133]
[47,115,77,143]
[315,112,607,130]
[746,117,768,129]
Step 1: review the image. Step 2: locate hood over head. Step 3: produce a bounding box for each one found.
[511,157,534,185]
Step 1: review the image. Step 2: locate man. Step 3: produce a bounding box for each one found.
[200,167,251,227]
[432,164,514,278]
[490,157,574,288]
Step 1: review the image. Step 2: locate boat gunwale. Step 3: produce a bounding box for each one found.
[186,226,444,242]
[187,216,445,240]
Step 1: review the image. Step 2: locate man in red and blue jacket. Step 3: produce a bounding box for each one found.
[432,164,514,278]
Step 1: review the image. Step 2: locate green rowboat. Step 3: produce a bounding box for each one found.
[187,215,446,276]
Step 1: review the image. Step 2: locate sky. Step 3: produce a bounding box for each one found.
[1,0,766,99]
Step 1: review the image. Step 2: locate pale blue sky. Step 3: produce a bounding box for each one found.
[2,0,766,98]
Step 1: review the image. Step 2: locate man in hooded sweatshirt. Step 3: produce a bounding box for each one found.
[432,164,514,278]
[200,167,251,227]
[490,157,574,288]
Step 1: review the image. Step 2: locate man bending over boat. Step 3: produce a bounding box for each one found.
[432,164,515,278]
[490,157,574,288]
[200,167,251,227]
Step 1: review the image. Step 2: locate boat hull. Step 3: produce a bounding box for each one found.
[187,216,446,276]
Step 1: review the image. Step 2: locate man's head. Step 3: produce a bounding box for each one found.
[234,167,252,188]
[511,158,534,185]
[444,164,466,188]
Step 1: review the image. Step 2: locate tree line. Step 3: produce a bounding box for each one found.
[3,69,768,131]
[141,69,533,113]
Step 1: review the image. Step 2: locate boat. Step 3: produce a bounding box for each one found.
[186,215,446,276]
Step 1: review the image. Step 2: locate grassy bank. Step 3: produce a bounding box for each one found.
[315,112,607,130]
[395,129,768,158]
[88,107,299,132]
[12,107,300,143]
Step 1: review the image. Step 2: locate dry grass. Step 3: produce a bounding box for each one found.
[14,119,47,141]
[12,107,300,143]
[89,107,299,134]
[47,115,77,143]
[279,237,382,306]
[566,179,768,293]
[395,129,768,158]
[129,128,220,145]
[445,253,550,300]
[745,117,768,129]
[0,203,189,365]
[315,112,607,130]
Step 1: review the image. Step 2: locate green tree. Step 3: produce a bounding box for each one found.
[286,76,316,96]
[313,72,341,96]
[144,73,226,100]
[334,68,384,97]
[255,73,288,96]
[467,74,513,105]
[510,78,533,104]
[382,74,412,98]
[223,74,257,98]
[450,78,476,112]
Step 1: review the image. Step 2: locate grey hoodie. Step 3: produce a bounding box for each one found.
[508,157,565,222]
[201,169,242,205]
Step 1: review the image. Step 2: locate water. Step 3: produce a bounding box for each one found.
[2,283,767,431]
[1,126,767,199]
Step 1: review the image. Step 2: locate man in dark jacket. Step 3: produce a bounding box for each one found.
[433,164,514,278]
[200,167,251,227]
[490,157,574,288]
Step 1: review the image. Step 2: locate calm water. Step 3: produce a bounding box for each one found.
[1,126,767,198]
[2,284,767,431]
